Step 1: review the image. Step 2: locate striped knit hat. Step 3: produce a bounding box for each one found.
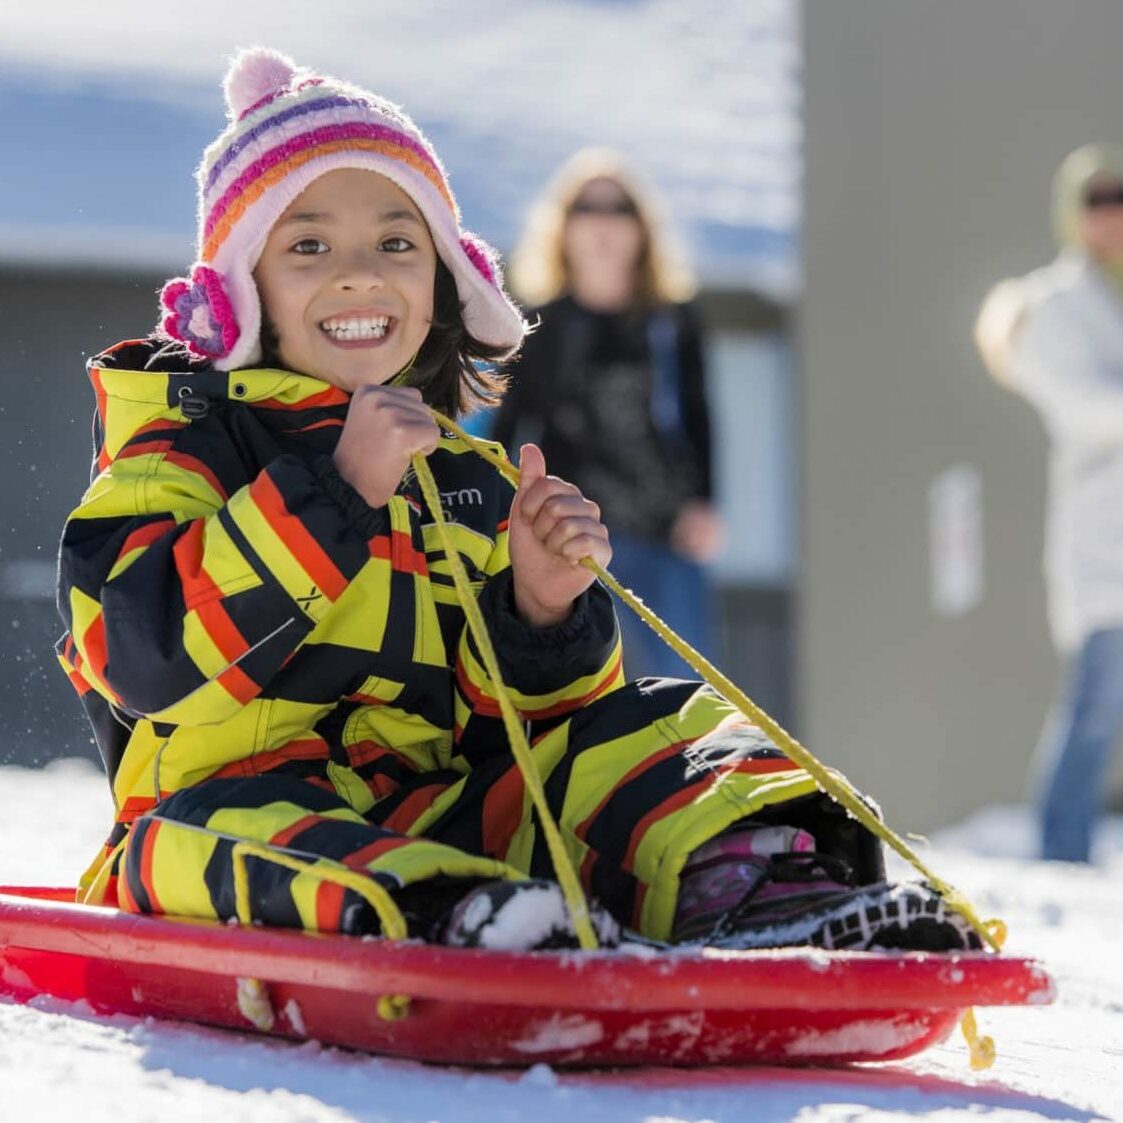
[159,47,526,371]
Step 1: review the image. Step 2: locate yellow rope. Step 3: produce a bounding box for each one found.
[79,836,128,906]
[230,839,410,1020]
[230,840,408,939]
[411,451,599,950]
[959,1007,997,1070]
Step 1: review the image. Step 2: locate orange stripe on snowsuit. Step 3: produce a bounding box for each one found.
[64,665,93,697]
[379,782,450,834]
[630,881,650,932]
[163,450,229,502]
[574,739,690,847]
[138,819,164,915]
[315,837,413,932]
[210,738,331,778]
[60,634,96,697]
[734,757,799,775]
[344,740,393,768]
[192,601,256,693]
[117,519,177,564]
[250,470,348,600]
[79,613,120,705]
[369,531,429,574]
[89,365,111,473]
[168,525,258,702]
[455,647,622,723]
[118,795,162,823]
[454,657,501,717]
[314,875,343,929]
[173,521,223,609]
[482,765,526,861]
[342,836,413,869]
[115,863,138,913]
[114,419,188,454]
[344,692,388,707]
[284,418,344,435]
[315,881,345,931]
[115,438,173,461]
[518,651,624,720]
[269,813,326,849]
[112,443,227,504]
[623,782,708,872]
[256,385,349,411]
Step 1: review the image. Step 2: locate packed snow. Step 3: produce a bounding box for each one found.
[1,757,1121,1121]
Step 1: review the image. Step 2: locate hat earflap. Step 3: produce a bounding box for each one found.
[159,265,241,360]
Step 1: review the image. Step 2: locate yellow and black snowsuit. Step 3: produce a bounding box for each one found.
[57,339,842,941]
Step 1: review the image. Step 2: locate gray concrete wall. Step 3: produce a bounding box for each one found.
[800,0,1123,830]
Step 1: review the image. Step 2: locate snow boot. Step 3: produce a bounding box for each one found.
[673,824,984,952]
[672,823,822,942]
[440,878,622,951]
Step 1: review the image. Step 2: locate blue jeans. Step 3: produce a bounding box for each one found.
[607,531,714,680]
[1033,625,1123,862]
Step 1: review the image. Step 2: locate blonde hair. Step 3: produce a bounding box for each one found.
[509,147,696,308]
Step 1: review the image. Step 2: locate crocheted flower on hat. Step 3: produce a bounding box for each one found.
[159,265,240,360]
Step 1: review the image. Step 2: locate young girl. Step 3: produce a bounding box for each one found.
[57,48,979,953]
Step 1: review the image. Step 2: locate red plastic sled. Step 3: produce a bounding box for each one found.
[0,885,1054,1067]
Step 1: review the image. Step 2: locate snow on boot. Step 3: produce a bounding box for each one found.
[440,879,621,951]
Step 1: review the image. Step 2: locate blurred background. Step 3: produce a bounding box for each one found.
[1,0,1121,834]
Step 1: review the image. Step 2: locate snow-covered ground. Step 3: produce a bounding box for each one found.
[2,757,1121,1121]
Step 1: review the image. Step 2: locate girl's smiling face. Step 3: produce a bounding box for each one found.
[253,168,437,391]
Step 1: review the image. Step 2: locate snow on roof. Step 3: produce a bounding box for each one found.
[0,0,800,296]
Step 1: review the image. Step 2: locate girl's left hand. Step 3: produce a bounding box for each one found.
[508,444,612,628]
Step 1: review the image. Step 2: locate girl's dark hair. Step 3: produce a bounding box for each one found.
[259,256,510,420]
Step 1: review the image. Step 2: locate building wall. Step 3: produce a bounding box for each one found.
[0,268,165,769]
[800,0,1123,829]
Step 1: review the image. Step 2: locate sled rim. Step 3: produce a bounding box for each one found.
[0,886,1055,1014]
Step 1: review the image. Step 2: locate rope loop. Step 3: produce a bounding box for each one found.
[960,1007,997,1070]
[229,839,411,1018]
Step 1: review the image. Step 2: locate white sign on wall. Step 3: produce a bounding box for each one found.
[929,464,984,618]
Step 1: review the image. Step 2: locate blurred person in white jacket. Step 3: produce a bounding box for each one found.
[977,143,1123,862]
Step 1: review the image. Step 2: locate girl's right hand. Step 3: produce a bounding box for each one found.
[333,385,440,509]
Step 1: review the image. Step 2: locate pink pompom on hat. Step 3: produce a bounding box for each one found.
[159,47,527,370]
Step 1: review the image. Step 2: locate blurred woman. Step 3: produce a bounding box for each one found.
[493,149,722,678]
[976,143,1123,862]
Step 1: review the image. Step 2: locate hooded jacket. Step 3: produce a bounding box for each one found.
[57,339,623,847]
[976,145,1123,649]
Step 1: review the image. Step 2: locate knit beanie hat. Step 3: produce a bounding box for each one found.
[159,47,526,371]
[1051,142,1123,249]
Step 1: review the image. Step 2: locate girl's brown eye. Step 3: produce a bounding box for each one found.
[292,239,328,255]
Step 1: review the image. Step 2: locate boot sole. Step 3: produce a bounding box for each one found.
[707,882,984,952]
